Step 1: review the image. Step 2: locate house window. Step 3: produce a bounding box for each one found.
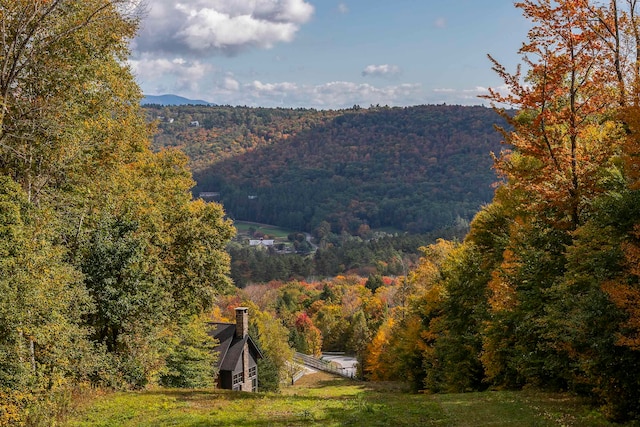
[232,372,244,391]
[249,366,258,392]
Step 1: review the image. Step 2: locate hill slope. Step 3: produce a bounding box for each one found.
[147,104,509,234]
[66,373,621,426]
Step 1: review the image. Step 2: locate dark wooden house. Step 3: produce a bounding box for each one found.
[209,307,262,392]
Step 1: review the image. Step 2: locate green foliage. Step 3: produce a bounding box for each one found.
[348,310,371,378]
[159,317,218,389]
[0,177,94,425]
[424,243,489,393]
[79,215,166,355]
[229,231,440,286]
[0,1,235,424]
[249,308,295,391]
[228,244,311,287]
[256,356,280,393]
[543,189,640,420]
[163,197,235,314]
[365,274,385,292]
[484,217,572,389]
[312,303,348,351]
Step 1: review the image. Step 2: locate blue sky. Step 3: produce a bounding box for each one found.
[130,1,531,109]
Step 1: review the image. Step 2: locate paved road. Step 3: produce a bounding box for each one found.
[304,232,318,251]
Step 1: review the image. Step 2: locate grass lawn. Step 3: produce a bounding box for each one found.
[65,372,624,427]
[233,221,294,240]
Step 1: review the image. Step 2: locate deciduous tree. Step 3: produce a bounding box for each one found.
[0,0,141,203]
[485,0,628,230]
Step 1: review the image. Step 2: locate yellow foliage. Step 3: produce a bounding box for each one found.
[365,316,395,381]
[0,389,32,427]
[208,306,231,323]
[487,249,519,312]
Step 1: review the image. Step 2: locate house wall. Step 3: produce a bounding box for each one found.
[248,346,259,392]
[224,342,259,392]
[232,355,244,391]
[229,344,258,391]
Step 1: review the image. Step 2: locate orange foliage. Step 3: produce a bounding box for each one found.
[485,0,628,229]
[602,280,640,350]
[294,312,323,356]
[365,316,395,381]
[602,225,640,351]
[307,299,325,317]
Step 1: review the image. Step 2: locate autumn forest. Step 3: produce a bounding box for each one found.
[4,0,640,425]
[147,103,507,234]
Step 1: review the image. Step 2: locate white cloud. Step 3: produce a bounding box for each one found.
[137,66,508,108]
[248,80,299,95]
[174,6,299,51]
[130,55,214,94]
[236,80,423,109]
[362,64,402,78]
[431,85,512,105]
[338,3,349,14]
[222,76,240,92]
[133,0,314,57]
[434,17,446,28]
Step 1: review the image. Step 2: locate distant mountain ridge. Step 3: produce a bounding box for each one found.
[142,94,215,106]
[145,104,510,235]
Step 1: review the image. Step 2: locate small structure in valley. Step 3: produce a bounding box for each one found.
[209,307,262,391]
[249,238,275,247]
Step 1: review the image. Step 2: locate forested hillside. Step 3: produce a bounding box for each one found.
[146,104,508,234]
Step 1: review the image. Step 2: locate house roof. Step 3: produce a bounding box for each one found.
[249,239,275,246]
[208,322,263,371]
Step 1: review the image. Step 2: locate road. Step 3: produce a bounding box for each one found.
[304,232,318,251]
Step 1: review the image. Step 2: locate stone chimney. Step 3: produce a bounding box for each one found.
[235,307,249,338]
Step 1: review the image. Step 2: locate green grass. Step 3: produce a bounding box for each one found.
[64,372,625,427]
[233,221,294,240]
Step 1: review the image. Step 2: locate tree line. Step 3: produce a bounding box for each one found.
[227,224,469,287]
[0,2,234,424]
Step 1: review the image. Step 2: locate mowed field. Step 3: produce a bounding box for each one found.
[65,372,624,426]
[233,221,294,240]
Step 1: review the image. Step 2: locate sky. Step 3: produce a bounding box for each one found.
[129,0,531,109]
